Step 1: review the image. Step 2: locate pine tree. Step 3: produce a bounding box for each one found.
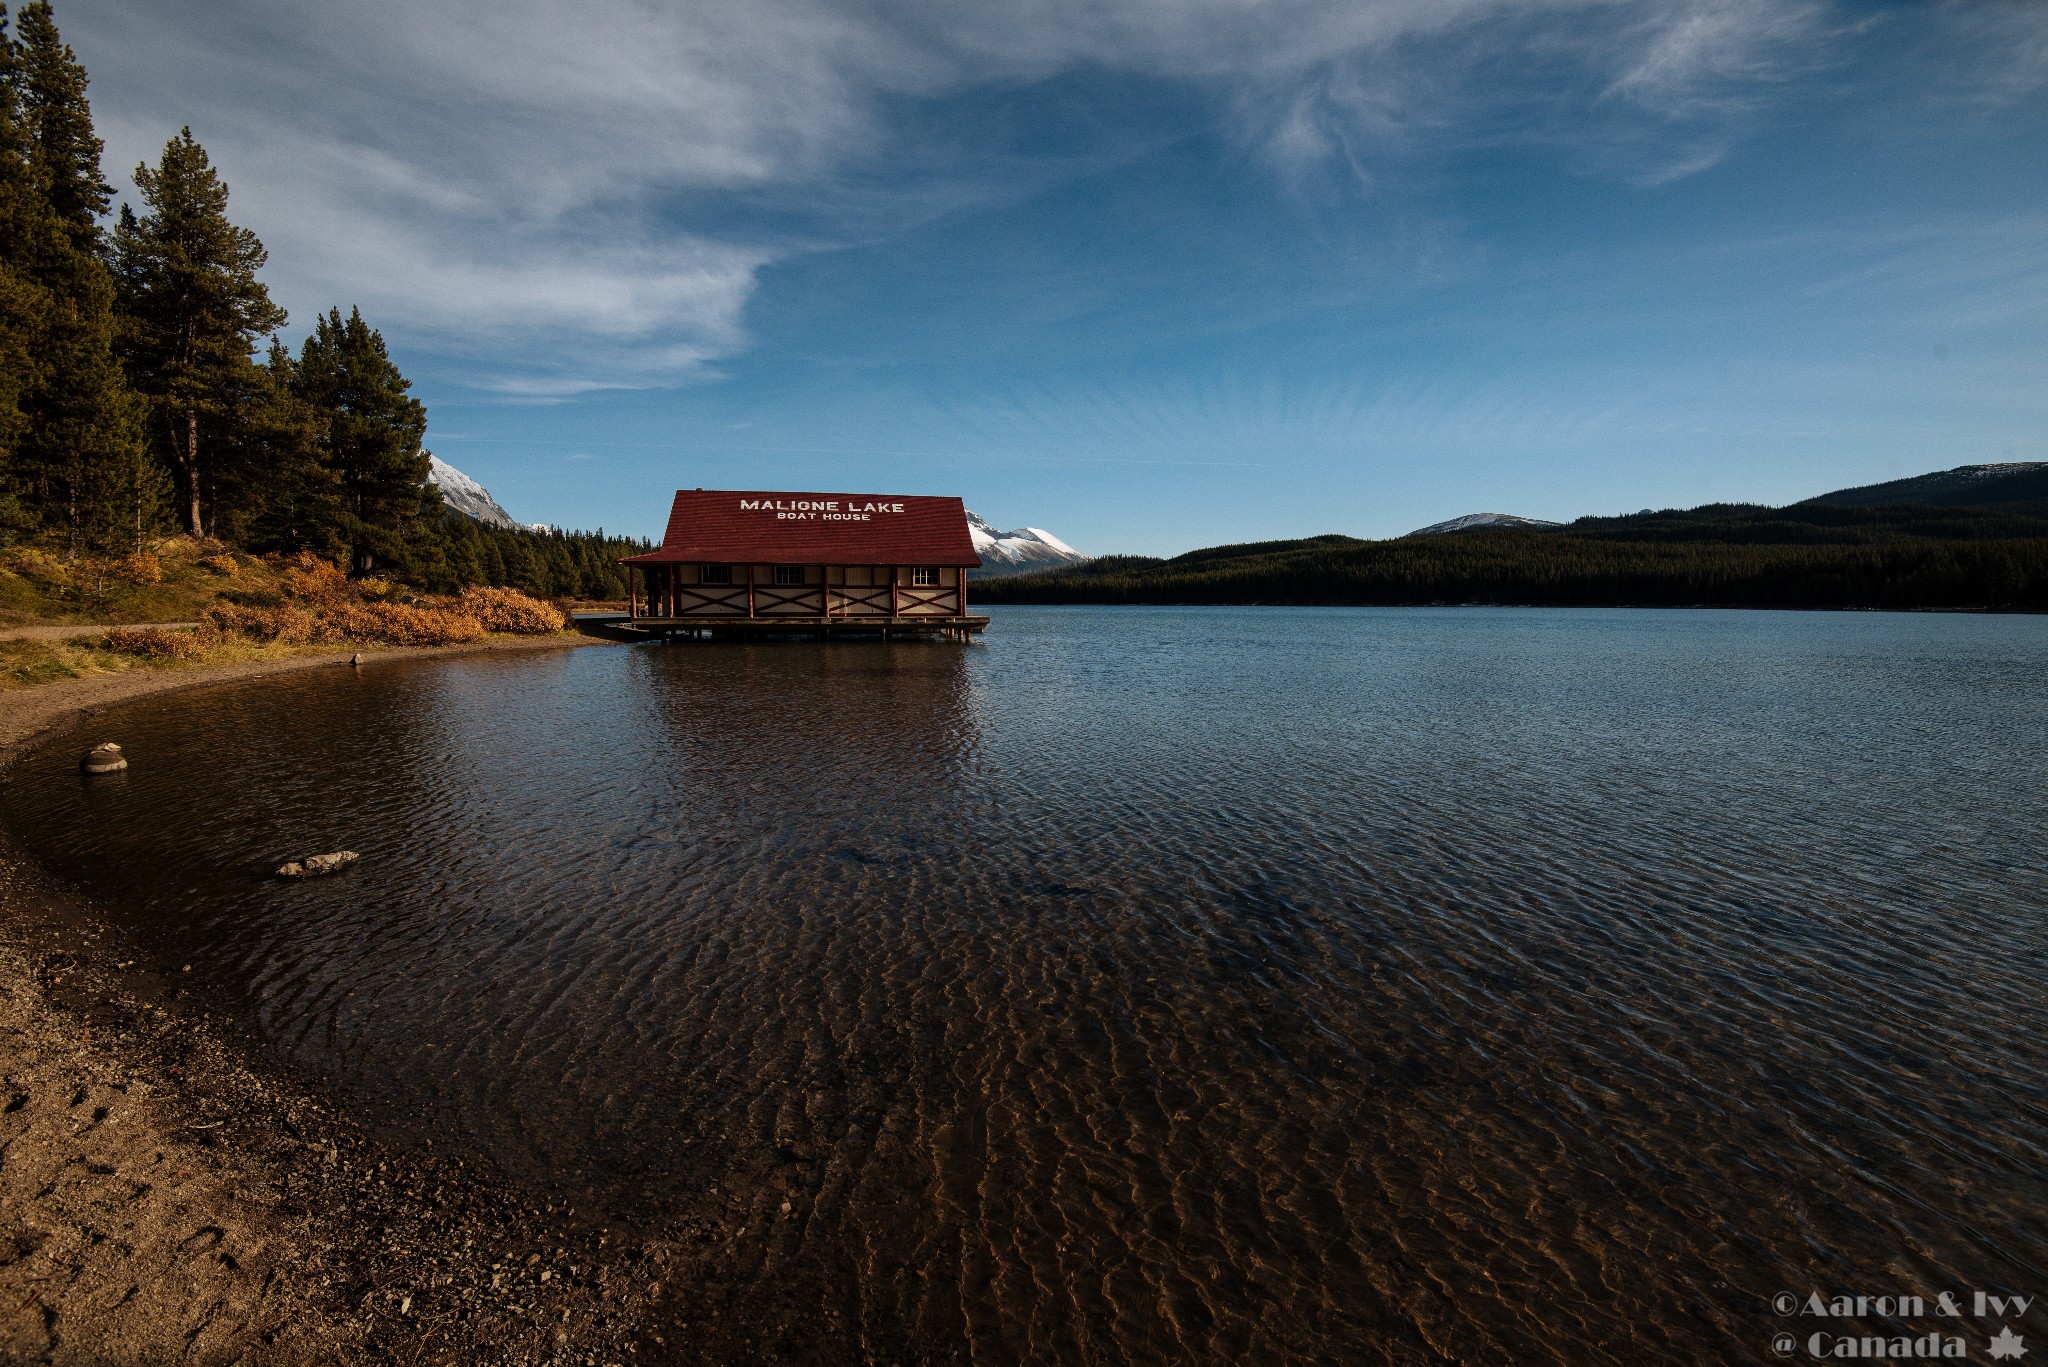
[292,307,435,576]
[25,248,147,556]
[221,339,341,555]
[0,8,40,536]
[12,1,106,242]
[501,533,536,591]
[541,534,574,597]
[114,128,285,536]
[3,2,148,553]
[447,523,484,587]
[480,531,506,586]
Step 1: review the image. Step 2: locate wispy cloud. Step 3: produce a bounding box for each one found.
[66,0,1899,391]
[1606,0,1823,112]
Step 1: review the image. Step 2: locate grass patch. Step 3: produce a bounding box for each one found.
[2,547,571,694]
[0,536,290,628]
[3,540,588,634]
[1,639,102,689]
[0,633,334,692]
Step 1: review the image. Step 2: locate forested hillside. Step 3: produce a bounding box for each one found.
[977,496,2048,611]
[0,4,642,616]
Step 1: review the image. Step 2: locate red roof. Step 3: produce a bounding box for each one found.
[620,489,982,567]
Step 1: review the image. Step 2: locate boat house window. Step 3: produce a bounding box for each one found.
[701,565,731,585]
[911,566,940,586]
[773,565,804,586]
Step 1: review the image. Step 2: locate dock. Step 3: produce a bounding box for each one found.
[598,613,988,643]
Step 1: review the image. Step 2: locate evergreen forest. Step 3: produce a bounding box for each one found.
[976,499,2048,611]
[0,4,645,604]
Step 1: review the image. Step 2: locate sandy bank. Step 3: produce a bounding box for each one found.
[0,632,709,1364]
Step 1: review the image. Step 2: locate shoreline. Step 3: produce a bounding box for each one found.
[1,629,605,759]
[0,632,701,1364]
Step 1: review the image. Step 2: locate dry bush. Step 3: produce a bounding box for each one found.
[369,602,486,645]
[103,626,211,660]
[118,552,163,585]
[204,602,317,645]
[315,601,487,646]
[304,602,384,643]
[201,553,239,576]
[204,598,483,646]
[455,586,566,634]
[277,552,349,601]
[205,595,484,646]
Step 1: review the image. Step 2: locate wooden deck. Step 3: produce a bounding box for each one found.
[611,614,989,642]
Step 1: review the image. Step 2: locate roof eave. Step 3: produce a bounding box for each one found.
[621,551,982,566]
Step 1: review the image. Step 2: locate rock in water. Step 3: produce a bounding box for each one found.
[80,743,127,774]
[277,850,359,878]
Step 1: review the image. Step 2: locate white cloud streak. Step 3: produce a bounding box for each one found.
[65,0,1852,391]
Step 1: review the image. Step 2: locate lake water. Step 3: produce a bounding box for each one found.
[7,606,2046,1363]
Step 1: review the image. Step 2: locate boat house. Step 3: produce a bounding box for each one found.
[618,489,989,640]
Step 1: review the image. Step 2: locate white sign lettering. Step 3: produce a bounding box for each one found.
[737,498,907,519]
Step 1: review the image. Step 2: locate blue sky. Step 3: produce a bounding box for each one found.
[64,0,2048,554]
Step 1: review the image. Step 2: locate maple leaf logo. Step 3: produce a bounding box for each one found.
[1989,1326,2029,1361]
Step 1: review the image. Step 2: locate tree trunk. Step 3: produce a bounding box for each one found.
[182,410,204,537]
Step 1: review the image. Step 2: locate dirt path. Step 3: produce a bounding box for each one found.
[0,621,200,642]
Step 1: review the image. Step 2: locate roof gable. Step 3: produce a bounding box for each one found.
[622,489,982,566]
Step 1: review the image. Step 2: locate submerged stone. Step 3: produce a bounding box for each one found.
[277,850,359,878]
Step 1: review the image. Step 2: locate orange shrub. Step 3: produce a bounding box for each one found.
[278,552,349,601]
[455,586,565,634]
[204,597,484,646]
[204,602,317,644]
[313,601,486,646]
[103,626,209,660]
[118,552,163,585]
[201,553,239,576]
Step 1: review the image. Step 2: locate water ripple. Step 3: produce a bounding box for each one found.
[5,607,2046,1363]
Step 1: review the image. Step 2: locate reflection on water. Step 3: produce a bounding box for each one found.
[7,607,2047,1363]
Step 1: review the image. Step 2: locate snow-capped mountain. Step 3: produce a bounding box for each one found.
[427,455,521,529]
[1407,512,1562,537]
[966,511,1087,577]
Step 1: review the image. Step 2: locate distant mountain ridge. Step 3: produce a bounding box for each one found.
[1803,462,2048,510]
[428,455,522,529]
[973,460,2048,612]
[966,511,1087,577]
[1409,512,1562,536]
[1394,462,2048,542]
